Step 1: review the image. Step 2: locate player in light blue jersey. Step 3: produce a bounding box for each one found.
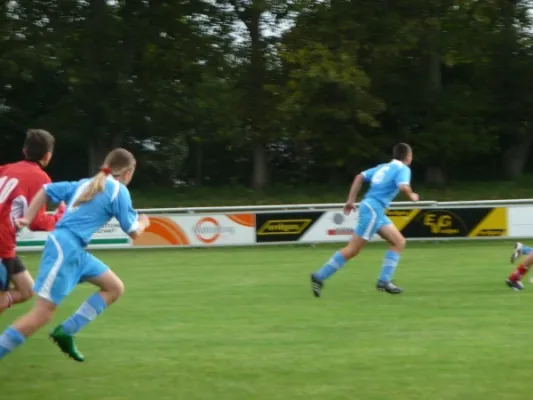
[310,143,418,297]
[0,148,150,362]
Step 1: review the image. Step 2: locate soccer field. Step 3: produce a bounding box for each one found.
[1,241,532,400]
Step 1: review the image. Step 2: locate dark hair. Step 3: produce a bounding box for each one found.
[24,129,55,162]
[392,143,412,161]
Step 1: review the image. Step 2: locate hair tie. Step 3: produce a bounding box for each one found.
[101,167,111,176]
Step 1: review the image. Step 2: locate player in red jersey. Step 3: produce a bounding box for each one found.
[0,129,65,313]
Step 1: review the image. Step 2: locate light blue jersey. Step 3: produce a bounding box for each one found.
[44,177,139,246]
[354,159,411,241]
[33,176,140,305]
[360,159,411,208]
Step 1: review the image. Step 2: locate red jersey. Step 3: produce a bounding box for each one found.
[0,161,65,258]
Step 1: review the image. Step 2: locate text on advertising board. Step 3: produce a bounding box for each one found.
[194,217,235,244]
[255,212,323,242]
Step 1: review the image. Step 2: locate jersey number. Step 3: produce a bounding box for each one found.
[371,166,390,184]
[0,176,19,203]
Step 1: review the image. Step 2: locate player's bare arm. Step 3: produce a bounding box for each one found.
[344,173,364,215]
[398,184,419,202]
[128,214,151,240]
[29,200,66,232]
[15,188,48,229]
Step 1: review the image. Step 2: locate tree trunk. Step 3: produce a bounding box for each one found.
[502,136,533,179]
[88,140,107,175]
[329,168,342,185]
[425,166,447,187]
[500,0,529,179]
[195,142,203,186]
[87,131,125,175]
[426,17,444,185]
[243,1,268,191]
[428,17,442,99]
[252,140,268,191]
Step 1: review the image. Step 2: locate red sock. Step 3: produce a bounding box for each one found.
[509,264,529,281]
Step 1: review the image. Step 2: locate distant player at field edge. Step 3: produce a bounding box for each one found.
[0,148,150,362]
[310,143,419,297]
[506,242,533,290]
[0,129,65,313]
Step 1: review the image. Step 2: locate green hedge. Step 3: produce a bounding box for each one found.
[130,179,533,208]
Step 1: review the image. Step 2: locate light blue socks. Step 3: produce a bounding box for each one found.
[61,293,107,335]
[378,250,400,282]
[0,326,25,360]
[314,251,347,280]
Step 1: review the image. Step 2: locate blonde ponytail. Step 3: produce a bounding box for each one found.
[73,171,109,207]
[72,149,136,208]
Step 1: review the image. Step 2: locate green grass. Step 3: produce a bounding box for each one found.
[1,242,532,400]
[130,179,533,208]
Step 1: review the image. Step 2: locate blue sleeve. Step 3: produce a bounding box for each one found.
[395,166,411,187]
[361,165,381,182]
[113,185,139,234]
[43,181,78,204]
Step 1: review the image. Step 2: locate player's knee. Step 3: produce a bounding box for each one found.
[396,236,406,251]
[108,278,125,302]
[116,279,125,298]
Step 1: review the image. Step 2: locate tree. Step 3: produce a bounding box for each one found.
[213,0,296,190]
[280,0,504,184]
[482,0,533,179]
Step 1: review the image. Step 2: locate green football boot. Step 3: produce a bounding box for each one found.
[49,325,85,362]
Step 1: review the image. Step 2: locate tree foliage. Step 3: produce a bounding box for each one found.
[1,0,533,189]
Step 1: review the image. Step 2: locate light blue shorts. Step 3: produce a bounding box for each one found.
[34,229,109,305]
[354,201,392,241]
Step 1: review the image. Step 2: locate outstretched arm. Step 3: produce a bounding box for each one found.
[15,188,47,228]
[29,202,65,231]
[398,184,419,202]
[343,166,380,214]
[348,174,365,204]
[396,167,418,202]
[16,181,77,229]
[114,185,150,239]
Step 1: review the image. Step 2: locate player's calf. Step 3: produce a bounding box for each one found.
[104,275,125,304]
[0,260,34,312]
[12,297,56,336]
[11,270,35,302]
[88,270,125,305]
[0,292,13,315]
[0,298,56,360]
[0,288,33,313]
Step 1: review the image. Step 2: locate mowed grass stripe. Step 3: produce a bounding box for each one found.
[2,242,532,400]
